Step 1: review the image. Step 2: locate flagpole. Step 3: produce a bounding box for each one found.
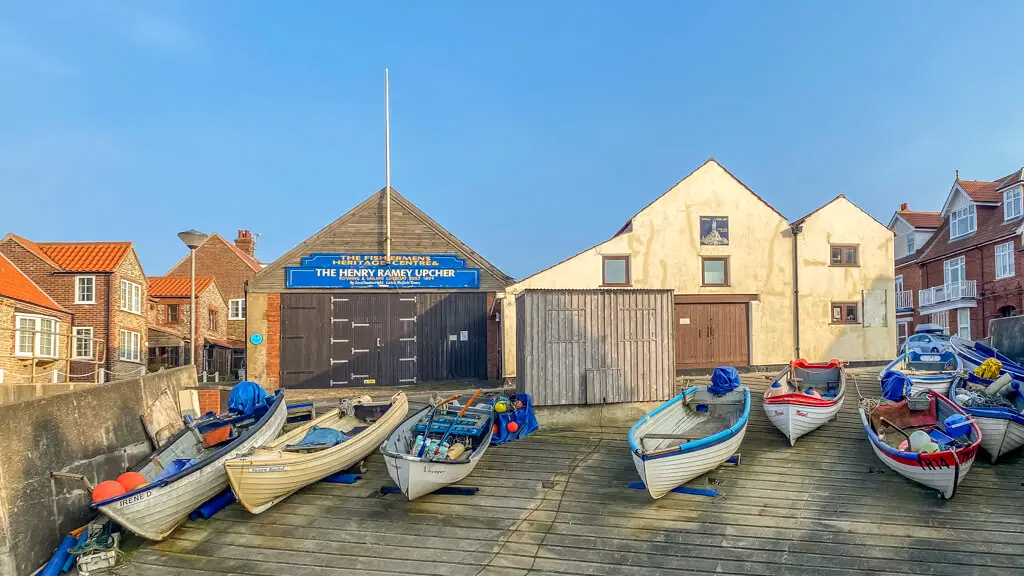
[385,68,392,262]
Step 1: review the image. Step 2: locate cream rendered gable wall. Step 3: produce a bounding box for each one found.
[796,197,896,362]
[501,160,796,377]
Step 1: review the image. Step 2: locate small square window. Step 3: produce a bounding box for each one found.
[602,256,630,286]
[167,304,180,323]
[830,245,859,267]
[701,257,729,286]
[831,302,859,324]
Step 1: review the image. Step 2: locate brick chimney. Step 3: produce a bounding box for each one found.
[900,202,908,211]
[234,229,255,257]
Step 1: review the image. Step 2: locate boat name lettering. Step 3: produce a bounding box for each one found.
[422,466,446,475]
[920,355,940,362]
[248,466,288,473]
[118,490,152,507]
[773,410,785,416]
[795,410,809,417]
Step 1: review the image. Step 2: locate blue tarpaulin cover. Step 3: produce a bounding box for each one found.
[292,425,348,448]
[228,381,269,414]
[881,371,913,402]
[708,366,741,395]
[491,394,540,446]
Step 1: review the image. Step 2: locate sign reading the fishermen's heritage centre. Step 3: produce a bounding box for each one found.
[285,253,481,289]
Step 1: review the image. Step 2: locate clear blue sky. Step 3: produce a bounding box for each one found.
[2,2,1023,279]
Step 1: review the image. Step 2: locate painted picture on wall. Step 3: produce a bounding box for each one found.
[700,216,729,246]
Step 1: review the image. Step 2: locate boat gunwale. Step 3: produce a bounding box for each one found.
[763,362,846,407]
[629,386,750,461]
[949,375,1024,425]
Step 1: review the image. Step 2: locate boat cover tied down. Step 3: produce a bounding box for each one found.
[881,371,913,402]
[228,381,271,414]
[292,425,349,448]
[491,393,540,446]
[708,366,740,396]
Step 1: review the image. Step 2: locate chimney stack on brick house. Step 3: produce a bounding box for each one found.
[234,230,255,258]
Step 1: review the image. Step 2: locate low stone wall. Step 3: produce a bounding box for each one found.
[0,366,196,576]
[0,382,100,405]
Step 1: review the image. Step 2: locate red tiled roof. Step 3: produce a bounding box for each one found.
[915,204,1020,263]
[957,169,1023,203]
[0,253,64,312]
[897,210,942,229]
[148,276,216,297]
[35,242,132,272]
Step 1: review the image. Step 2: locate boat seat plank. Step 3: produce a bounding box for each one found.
[640,433,704,440]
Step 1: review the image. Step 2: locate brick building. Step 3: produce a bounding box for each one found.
[0,235,149,381]
[0,253,74,383]
[890,168,1024,343]
[166,231,261,377]
[147,276,234,378]
[888,203,941,348]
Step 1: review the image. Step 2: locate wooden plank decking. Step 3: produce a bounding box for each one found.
[122,371,1024,576]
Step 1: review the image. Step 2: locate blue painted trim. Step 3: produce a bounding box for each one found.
[628,386,750,461]
[948,377,1024,425]
[952,335,1024,378]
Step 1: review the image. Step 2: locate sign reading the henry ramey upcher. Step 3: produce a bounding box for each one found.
[285,253,481,289]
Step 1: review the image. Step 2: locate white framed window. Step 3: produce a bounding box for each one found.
[943,256,966,285]
[73,327,94,359]
[228,298,246,320]
[118,329,141,362]
[1005,186,1022,221]
[906,233,915,254]
[930,312,950,334]
[995,241,1016,279]
[894,274,904,293]
[74,276,95,304]
[950,204,976,239]
[14,314,59,358]
[120,279,141,314]
[957,308,971,340]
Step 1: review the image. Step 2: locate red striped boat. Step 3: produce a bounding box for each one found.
[763,359,845,445]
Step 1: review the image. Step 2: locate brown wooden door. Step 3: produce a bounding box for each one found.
[675,303,712,369]
[674,302,749,369]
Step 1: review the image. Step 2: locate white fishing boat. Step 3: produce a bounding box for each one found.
[763,359,845,446]
[380,400,494,501]
[881,350,962,395]
[225,392,408,513]
[93,390,287,540]
[629,368,749,500]
[950,373,1024,463]
[860,387,981,499]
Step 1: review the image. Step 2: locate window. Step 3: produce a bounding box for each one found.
[830,302,859,325]
[931,312,950,334]
[208,309,218,332]
[829,245,859,267]
[906,233,915,254]
[14,314,59,358]
[1005,186,1022,221]
[118,329,141,362]
[957,309,971,340]
[602,256,630,286]
[950,204,976,239]
[120,280,141,314]
[73,327,94,359]
[701,257,729,286]
[166,304,180,323]
[894,275,904,293]
[228,299,246,320]
[75,276,95,304]
[995,241,1015,279]
[999,305,1018,317]
[943,256,966,285]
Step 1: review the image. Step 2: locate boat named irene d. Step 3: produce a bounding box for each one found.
[764,359,845,446]
[381,392,494,501]
[93,387,287,540]
[225,392,408,513]
[881,350,962,395]
[629,366,749,499]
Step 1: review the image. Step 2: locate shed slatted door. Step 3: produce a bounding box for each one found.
[675,304,712,369]
[674,302,749,369]
[350,295,386,385]
[280,294,332,387]
[395,296,418,384]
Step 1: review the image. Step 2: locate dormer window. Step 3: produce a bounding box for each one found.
[950,204,976,239]
[906,233,915,254]
[1004,186,1022,221]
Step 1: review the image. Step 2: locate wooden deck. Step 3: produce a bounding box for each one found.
[123,372,1024,576]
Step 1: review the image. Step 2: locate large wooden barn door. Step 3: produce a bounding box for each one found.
[674,302,749,369]
[280,294,331,387]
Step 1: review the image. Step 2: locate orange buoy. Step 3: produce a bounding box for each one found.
[117,471,148,491]
[92,480,126,503]
[493,423,499,435]
[507,421,519,433]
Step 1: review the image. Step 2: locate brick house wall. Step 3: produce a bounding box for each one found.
[0,298,72,382]
[264,293,280,391]
[109,252,149,379]
[149,284,228,370]
[895,260,923,344]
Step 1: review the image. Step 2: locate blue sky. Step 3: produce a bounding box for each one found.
[2,2,1023,279]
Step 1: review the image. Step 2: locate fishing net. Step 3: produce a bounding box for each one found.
[956,389,1018,409]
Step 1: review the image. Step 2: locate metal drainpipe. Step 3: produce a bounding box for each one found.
[791,224,802,359]
[106,273,112,377]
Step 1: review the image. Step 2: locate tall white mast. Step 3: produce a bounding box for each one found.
[385,68,392,262]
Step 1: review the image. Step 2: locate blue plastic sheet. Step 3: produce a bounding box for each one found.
[708,366,741,395]
[228,381,269,414]
[881,371,913,402]
[490,394,539,446]
[292,425,348,448]
[154,458,195,482]
[189,488,236,520]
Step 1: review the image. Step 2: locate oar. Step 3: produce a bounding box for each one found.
[879,417,911,442]
[432,389,482,459]
[415,394,460,458]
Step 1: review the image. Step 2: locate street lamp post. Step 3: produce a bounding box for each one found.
[177,229,208,367]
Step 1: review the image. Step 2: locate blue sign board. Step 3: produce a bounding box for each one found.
[285,253,481,289]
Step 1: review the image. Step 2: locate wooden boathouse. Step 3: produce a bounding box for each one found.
[244,188,512,389]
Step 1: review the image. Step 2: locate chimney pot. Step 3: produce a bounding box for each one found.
[900,202,908,211]
[234,230,255,257]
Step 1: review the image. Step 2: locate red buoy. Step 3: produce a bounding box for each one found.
[92,480,126,503]
[507,421,519,433]
[117,471,148,491]
[492,423,499,435]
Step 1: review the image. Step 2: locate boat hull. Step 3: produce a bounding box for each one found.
[763,398,843,446]
[225,392,409,513]
[862,424,975,498]
[632,426,746,499]
[97,396,287,540]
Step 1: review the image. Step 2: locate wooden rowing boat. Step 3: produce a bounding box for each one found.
[225,392,408,513]
[882,350,962,395]
[93,390,287,540]
[763,359,845,446]
[949,374,1024,463]
[629,382,749,499]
